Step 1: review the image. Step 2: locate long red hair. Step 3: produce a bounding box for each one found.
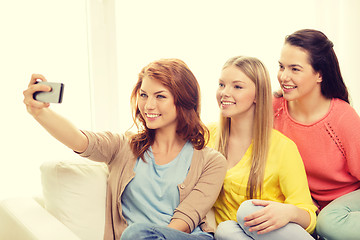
[129,58,209,161]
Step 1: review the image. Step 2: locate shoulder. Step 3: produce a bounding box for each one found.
[332,99,359,120]
[197,147,225,162]
[269,129,299,154]
[328,99,360,129]
[272,96,286,116]
[269,130,304,168]
[207,122,218,134]
[195,147,227,168]
[271,129,294,144]
[327,99,360,138]
[272,95,284,109]
[206,122,218,149]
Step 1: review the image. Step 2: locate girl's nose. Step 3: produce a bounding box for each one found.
[145,97,156,110]
[279,70,290,82]
[219,86,231,98]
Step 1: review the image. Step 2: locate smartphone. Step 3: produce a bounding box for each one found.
[33,82,64,103]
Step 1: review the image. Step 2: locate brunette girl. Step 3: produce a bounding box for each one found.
[274,29,360,240]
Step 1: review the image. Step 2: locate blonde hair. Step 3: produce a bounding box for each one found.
[215,56,273,199]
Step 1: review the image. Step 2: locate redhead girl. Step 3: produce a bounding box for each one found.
[23,58,227,240]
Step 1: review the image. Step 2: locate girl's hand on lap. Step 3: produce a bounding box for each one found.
[243,200,294,234]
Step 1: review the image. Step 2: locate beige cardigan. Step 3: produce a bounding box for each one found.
[79,131,227,240]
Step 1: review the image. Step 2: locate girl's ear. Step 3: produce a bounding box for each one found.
[317,71,323,83]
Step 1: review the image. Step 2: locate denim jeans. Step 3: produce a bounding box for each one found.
[120,222,214,240]
[316,189,360,240]
[215,200,314,240]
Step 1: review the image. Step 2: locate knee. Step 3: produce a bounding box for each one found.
[236,200,262,225]
[316,204,350,239]
[215,220,239,240]
[316,210,337,239]
[121,223,153,240]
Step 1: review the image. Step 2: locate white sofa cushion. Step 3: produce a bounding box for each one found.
[40,158,108,240]
[0,198,81,240]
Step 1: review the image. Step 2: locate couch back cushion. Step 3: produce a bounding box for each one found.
[40,158,108,240]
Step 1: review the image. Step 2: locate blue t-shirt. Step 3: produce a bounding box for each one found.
[121,141,209,235]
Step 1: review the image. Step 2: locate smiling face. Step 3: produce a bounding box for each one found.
[137,76,177,132]
[216,65,256,119]
[278,43,323,102]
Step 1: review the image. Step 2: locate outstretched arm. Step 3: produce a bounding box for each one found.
[23,74,88,153]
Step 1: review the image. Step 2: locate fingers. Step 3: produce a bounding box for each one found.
[244,208,266,226]
[251,199,270,206]
[23,89,50,109]
[245,214,284,234]
[25,73,51,96]
[23,83,51,101]
[23,95,50,109]
[250,221,281,235]
[29,73,47,87]
[243,201,288,235]
[244,206,266,221]
[23,74,51,113]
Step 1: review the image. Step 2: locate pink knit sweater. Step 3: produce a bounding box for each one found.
[273,97,360,209]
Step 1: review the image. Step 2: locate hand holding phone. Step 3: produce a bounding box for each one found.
[33,82,64,103]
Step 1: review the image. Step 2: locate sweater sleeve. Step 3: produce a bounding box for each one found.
[172,148,227,232]
[277,135,318,233]
[77,130,123,165]
[335,103,360,180]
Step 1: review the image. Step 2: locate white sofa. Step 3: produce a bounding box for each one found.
[0,158,217,240]
[0,158,109,240]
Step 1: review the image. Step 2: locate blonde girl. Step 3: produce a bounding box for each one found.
[209,56,317,240]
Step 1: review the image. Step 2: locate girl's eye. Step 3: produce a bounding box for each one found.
[234,85,242,89]
[219,83,224,88]
[292,68,300,72]
[140,93,147,98]
[157,95,166,99]
[279,65,284,70]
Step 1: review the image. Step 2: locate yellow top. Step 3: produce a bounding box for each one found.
[208,123,317,233]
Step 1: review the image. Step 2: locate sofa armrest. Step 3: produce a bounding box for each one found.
[0,197,81,240]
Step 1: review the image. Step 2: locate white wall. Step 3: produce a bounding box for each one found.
[0,0,92,198]
[115,0,360,130]
[1,0,359,199]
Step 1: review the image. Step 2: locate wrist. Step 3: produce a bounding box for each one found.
[168,219,190,233]
[289,204,311,229]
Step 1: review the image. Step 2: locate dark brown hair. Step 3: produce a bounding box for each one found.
[284,29,349,103]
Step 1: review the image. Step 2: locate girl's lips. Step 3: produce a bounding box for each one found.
[146,113,161,118]
[282,84,297,93]
[145,113,161,121]
[282,85,297,89]
[220,101,235,108]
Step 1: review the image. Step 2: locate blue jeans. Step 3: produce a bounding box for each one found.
[120,222,214,240]
[316,189,360,240]
[215,200,314,240]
